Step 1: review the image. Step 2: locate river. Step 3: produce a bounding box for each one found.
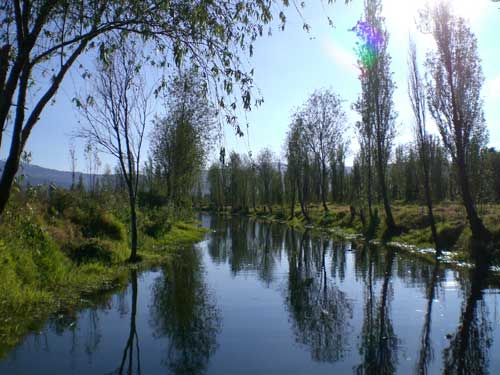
[1,214,500,374]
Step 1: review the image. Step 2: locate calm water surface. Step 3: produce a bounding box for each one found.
[2,214,500,374]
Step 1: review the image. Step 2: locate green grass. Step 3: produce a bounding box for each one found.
[0,191,206,358]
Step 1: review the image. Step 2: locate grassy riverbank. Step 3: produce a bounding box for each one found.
[0,188,206,358]
[204,202,500,260]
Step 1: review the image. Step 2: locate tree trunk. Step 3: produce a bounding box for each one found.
[376,155,396,233]
[289,185,296,219]
[0,150,21,215]
[128,192,139,262]
[321,159,329,213]
[422,160,440,254]
[367,156,374,220]
[456,155,490,243]
[297,180,310,222]
[331,166,336,203]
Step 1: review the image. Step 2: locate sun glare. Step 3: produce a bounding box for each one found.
[383,0,488,33]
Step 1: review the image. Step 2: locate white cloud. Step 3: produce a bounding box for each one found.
[321,38,358,74]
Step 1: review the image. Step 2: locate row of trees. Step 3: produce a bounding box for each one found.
[207,1,499,259]
[206,140,500,210]
[207,86,350,222]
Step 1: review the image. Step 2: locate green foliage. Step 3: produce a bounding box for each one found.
[319,212,337,226]
[48,188,81,215]
[150,69,216,209]
[141,208,173,239]
[83,211,126,241]
[138,190,169,209]
[0,188,206,357]
[67,239,116,265]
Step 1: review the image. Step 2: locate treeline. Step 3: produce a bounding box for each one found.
[207,1,500,257]
[206,140,500,213]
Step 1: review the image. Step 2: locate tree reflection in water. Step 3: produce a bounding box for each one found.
[356,246,398,375]
[170,215,497,375]
[285,229,353,363]
[150,246,221,375]
[116,269,141,375]
[415,261,440,375]
[208,216,283,285]
[443,263,492,375]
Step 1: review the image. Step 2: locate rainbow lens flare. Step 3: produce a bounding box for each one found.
[352,20,384,72]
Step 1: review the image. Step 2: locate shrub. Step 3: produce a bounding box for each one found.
[82,211,126,241]
[47,189,80,215]
[141,208,172,238]
[68,239,114,264]
[18,218,68,285]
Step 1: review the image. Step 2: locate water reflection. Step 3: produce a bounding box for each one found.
[443,264,493,375]
[285,229,353,362]
[2,214,500,375]
[356,246,398,375]
[150,246,222,375]
[208,215,283,285]
[205,215,500,374]
[116,269,141,374]
[415,262,440,375]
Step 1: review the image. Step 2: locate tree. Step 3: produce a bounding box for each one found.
[330,140,349,203]
[485,148,500,203]
[69,143,77,190]
[302,89,346,212]
[83,140,101,196]
[0,0,300,216]
[354,114,375,229]
[408,39,439,252]
[228,152,249,212]
[424,2,491,244]
[286,114,312,221]
[151,69,215,210]
[207,163,226,211]
[353,0,397,234]
[76,38,151,262]
[257,148,276,214]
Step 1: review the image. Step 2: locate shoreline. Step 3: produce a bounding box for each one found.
[202,207,500,272]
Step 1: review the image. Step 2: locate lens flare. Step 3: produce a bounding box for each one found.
[352,20,384,73]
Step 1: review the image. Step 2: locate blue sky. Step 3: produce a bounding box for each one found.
[2,0,499,172]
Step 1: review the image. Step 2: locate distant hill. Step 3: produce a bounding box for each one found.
[0,160,211,194]
[0,160,100,189]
